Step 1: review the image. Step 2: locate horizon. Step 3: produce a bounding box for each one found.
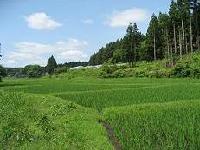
[0,0,170,68]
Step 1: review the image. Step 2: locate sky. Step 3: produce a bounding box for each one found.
[0,0,171,68]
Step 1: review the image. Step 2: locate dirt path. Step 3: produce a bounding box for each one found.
[101,121,122,150]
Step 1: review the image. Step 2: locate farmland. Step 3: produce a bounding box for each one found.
[1,77,200,149]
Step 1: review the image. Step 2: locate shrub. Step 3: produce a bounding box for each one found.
[112,69,126,78]
[23,65,43,78]
[99,63,118,78]
[54,66,69,75]
[172,53,200,78]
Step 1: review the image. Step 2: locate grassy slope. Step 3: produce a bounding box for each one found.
[0,91,112,150]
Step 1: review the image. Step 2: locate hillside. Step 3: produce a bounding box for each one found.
[53,52,200,79]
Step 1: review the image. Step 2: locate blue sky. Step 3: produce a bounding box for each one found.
[0,0,171,67]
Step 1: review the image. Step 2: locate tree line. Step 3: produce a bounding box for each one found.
[4,55,88,78]
[89,0,200,66]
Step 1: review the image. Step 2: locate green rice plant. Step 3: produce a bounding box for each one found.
[103,100,200,150]
[56,81,200,111]
[2,77,200,149]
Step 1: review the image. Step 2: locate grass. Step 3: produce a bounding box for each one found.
[0,91,112,149]
[1,77,200,149]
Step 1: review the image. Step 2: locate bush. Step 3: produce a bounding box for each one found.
[54,66,69,75]
[23,65,43,78]
[112,69,126,78]
[98,61,172,78]
[99,63,118,78]
[172,53,200,78]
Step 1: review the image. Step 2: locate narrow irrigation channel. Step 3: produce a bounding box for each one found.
[101,121,122,150]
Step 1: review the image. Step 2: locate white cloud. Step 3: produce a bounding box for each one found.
[25,12,62,30]
[82,19,94,24]
[5,39,89,67]
[106,8,149,27]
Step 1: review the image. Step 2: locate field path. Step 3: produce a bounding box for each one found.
[102,121,122,150]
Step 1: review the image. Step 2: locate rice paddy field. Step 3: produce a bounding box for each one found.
[1,77,200,149]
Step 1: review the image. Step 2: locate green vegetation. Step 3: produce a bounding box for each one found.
[1,76,200,149]
[1,1,200,149]
[46,55,58,75]
[0,65,6,82]
[89,0,200,66]
[23,65,44,78]
[104,100,200,150]
[172,53,200,78]
[2,51,200,149]
[0,91,112,149]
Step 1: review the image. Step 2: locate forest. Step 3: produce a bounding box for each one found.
[89,0,200,66]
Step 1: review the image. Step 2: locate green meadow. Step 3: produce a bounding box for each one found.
[1,77,200,149]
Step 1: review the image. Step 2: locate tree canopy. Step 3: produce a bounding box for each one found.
[23,65,44,78]
[89,0,200,66]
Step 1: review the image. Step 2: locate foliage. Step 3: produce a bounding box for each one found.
[46,55,57,75]
[5,68,25,78]
[61,62,88,68]
[54,66,69,75]
[172,53,200,78]
[89,0,200,66]
[0,65,6,82]
[98,60,172,79]
[23,65,43,78]
[99,63,119,78]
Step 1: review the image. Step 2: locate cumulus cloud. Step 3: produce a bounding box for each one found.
[25,12,62,30]
[5,39,89,67]
[82,19,94,24]
[106,8,149,27]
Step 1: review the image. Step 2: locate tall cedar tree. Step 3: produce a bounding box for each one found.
[46,55,57,75]
[193,2,200,50]
[177,0,190,54]
[146,14,163,61]
[158,12,171,59]
[169,1,180,55]
[124,23,142,65]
